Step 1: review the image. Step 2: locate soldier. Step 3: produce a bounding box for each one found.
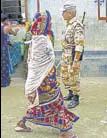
[61,1,85,108]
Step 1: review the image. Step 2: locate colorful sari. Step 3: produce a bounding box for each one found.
[24,66,79,132]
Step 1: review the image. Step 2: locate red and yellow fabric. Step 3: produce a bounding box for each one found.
[23,67,79,132]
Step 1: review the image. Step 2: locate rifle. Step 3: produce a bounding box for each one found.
[79,11,86,61]
[82,11,86,24]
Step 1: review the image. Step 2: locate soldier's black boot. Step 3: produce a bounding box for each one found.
[67,95,79,108]
[63,90,74,101]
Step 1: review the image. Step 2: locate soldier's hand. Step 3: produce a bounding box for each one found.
[72,61,80,69]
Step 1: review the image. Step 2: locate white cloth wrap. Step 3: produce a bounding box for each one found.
[25,35,55,105]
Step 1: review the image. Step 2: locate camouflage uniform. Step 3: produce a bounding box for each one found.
[61,17,84,95]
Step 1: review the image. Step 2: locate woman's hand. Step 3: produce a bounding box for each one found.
[26,93,36,104]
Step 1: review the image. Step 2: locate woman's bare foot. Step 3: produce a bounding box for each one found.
[14,120,33,132]
[59,132,78,138]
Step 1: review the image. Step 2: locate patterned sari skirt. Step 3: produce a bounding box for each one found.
[23,67,79,132]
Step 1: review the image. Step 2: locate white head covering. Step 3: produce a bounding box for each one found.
[60,1,76,12]
[25,35,55,106]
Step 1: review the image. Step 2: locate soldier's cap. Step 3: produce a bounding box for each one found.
[60,1,76,12]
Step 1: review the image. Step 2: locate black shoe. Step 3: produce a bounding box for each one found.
[63,90,74,101]
[67,95,79,108]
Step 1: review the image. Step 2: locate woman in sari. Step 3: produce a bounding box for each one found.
[1,13,11,87]
[15,10,79,138]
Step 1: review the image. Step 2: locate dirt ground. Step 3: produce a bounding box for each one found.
[1,75,107,138]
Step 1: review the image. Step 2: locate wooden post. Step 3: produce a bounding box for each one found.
[37,0,40,12]
[106,0,107,22]
[98,0,107,20]
[98,0,100,20]
[25,0,28,22]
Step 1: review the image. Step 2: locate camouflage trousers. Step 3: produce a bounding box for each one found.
[60,53,80,95]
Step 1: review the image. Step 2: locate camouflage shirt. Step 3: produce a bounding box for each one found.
[62,17,84,54]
